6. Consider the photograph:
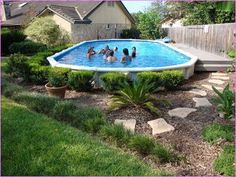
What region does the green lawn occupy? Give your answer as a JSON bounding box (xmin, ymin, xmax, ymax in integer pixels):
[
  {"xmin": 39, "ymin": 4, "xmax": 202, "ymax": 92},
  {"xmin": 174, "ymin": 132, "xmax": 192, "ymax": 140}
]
[{"xmin": 2, "ymin": 97, "xmax": 166, "ymax": 176}]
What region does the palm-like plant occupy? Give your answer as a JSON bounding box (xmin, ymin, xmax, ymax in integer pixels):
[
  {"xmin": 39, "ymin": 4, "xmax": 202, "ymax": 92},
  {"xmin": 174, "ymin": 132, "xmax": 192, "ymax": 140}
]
[
  {"xmin": 110, "ymin": 81, "xmax": 160, "ymax": 115},
  {"xmin": 212, "ymin": 84, "xmax": 234, "ymax": 119}
]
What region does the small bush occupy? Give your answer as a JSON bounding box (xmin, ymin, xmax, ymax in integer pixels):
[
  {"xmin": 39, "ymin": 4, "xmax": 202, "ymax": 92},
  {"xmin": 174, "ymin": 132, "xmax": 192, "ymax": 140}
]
[
  {"xmin": 48, "ymin": 44, "xmax": 72, "ymax": 53},
  {"xmin": 9, "ymin": 40, "xmax": 47, "ymax": 55},
  {"xmin": 48, "ymin": 67, "xmax": 71, "ymax": 87},
  {"xmin": 68, "ymin": 71, "xmax": 94, "ymax": 91},
  {"xmin": 30, "ymin": 64, "xmax": 50, "ymax": 84},
  {"xmin": 2, "ymin": 82, "xmax": 23, "ymax": 98},
  {"xmin": 100, "ymin": 124, "xmax": 133, "ymax": 146},
  {"xmin": 82, "ymin": 116, "xmax": 107, "ymax": 134},
  {"xmin": 5, "ymin": 54, "xmax": 31, "ymax": 81},
  {"xmin": 28, "ymin": 51, "xmax": 53, "ymax": 66},
  {"xmin": 13, "ymin": 92, "xmax": 60, "ymax": 114},
  {"xmin": 129, "ymin": 134, "xmax": 155, "ymax": 155},
  {"xmin": 202, "ymin": 123, "xmax": 234, "ymax": 143},
  {"xmin": 214, "ymin": 145, "xmax": 234, "ymax": 176},
  {"xmin": 137, "ymin": 72, "xmax": 163, "ymax": 90},
  {"xmin": 152, "ymin": 144, "xmax": 173, "ymax": 163},
  {"xmin": 52, "ymin": 101, "xmax": 77, "ymax": 121},
  {"xmin": 120, "ymin": 27, "xmax": 140, "ymax": 39},
  {"xmin": 161, "ymin": 70, "xmax": 184, "ymax": 90},
  {"xmin": 1, "ymin": 28, "xmax": 26, "ymax": 55},
  {"xmin": 100, "ymin": 72, "xmax": 129, "ymax": 92},
  {"xmin": 227, "ymin": 49, "xmax": 235, "ymax": 58}
]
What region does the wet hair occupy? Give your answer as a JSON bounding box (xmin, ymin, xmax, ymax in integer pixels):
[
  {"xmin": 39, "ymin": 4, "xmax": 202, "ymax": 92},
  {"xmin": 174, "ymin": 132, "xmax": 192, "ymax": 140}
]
[
  {"xmin": 123, "ymin": 48, "xmax": 129, "ymax": 56},
  {"xmin": 114, "ymin": 47, "xmax": 118, "ymax": 51},
  {"xmin": 109, "ymin": 50, "xmax": 114, "ymax": 57},
  {"xmin": 132, "ymin": 47, "xmax": 136, "ymax": 50},
  {"xmin": 105, "ymin": 45, "xmax": 109, "ymax": 50}
]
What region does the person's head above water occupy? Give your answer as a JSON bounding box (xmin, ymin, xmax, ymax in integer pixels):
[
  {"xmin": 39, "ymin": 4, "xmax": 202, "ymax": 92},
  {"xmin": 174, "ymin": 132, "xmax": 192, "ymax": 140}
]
[
  {"xmin": 132, "ymin": 47, "xmax": 136, "ymax": 51},
  {"xmin": 113, "ymin": 47, "xmax": 118, "ymax": 51},
  {"xmin": 105, "ymin": 45, "xmax": 109, "ymax": 50},
  {"xmin": 123, "ymin": 48, "xmax": 129, "ymax": 56},
  {"xmin": 108, "ymin": 50, "xmax": 114, "ymax": 57}
]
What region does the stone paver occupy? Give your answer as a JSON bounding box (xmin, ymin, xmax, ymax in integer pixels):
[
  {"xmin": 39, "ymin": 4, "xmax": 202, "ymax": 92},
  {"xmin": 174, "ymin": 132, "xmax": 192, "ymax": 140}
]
[
  {"xmin": 189, "ymin": 89, "xmax": 207, "ymax": 96},
  {"xmin": 211, "ymin": 76, "xmax": 230, "ymax": 80},
  {"xmin": 211, "ymin": 73, "xmax": 228, "ymax": 77},
  {"xmin": 201, "ymin": 84, "xmax": 223, "ymax": 91},
  {"xmin": 193, "ymin": 97, "xmax": 212, "ymax": 107},
  {"xmin": 148, "ymin": 118, "xmax": 175, "ymax": 135},
  {"xmin": 168, "ymin": 108, "xmax": 197, "ymax": 118},
  {"xmin": 114, "ymin": 119, "xmax": 136, "ymax": 132},
  {"xmin": 208, "ymin": 79, "xmax": 225, "ymax": 85}
]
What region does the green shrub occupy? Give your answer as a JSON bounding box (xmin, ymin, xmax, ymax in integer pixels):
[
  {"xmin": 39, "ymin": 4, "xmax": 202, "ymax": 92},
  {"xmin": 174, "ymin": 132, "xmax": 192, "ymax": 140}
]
[
  {"xmin": 227, "ymin": 49, "xmax": 235, "ymax": 58},
  {"xmin": 161, "ymin": 70, "xmax": 184, "ymax": 90},
  {"xmin": 202, "ymin": 123, "xmax": 234, "ymax": 143},
  {"xmin": 1, "ymin": 28, "xmax": 26, "ymax": 55},
  {"xmin": 214, "ymin": 145, "xmax": 235, "ymax": 176},
  {"xmin": 100, "ymin": 124, "xmax": 133, "ymax": 146},
  {"xmin": 25, "ymin": 16, "xmax": 71, "ymax": 47},
  {"xmin": 28, "ymin": 51, "xmax": 53, "ymax": 66},
  {"xmin": 152, "ymin": 144, "xmax": 173, "ymax": 163},
  {"xmin": 48, "ymin": 67, "xmax": 71, "ymax": 87},
  {"xmin": 5, "ymin": 54, "xmax": 32, "ymax": 81},
  {"xmin": 52, "ymin": 101, "xmax": 77, "ymax": 121},
  {"xmin": 13, "ymin": 92, "xmax": 60, "ymax": 114},
  {"xmin": 48, "ymin": 44, "xmax": 72, "ymax": 53},
  {"xmin": 137, "ymin": 72, "xmax": 163, "ymax": 90},
  {"xmin": 2, "ymin": 82, "xmax": 23, "ymax": 98},
  {"xmin": 129, "ymin": 134, "xmax": 155, "ymax": 155},
  {"xmin": 212, "ymin": 84, "xmax": 234, "ymax": 119},
  {"xmin": 8, "ymin": 40, "xmax": 47, "ymax": 55},
  {"xmin": 120, "ymin": 27, "xmax": 141, "ymax": 39},
  {"xmin": 100, "ymin": 72, "xmax": 129, "ymax": 92},
  {"xmin": 30, "ymin": 64, "xmax": 50, "ymax": 84},
  {"xmin": 82, "ymin": 116, "xmax": 107, "ymax": 134},
  {"xmin": 68, "ymin": 71, "xmax": 94, "ymax": 91}
]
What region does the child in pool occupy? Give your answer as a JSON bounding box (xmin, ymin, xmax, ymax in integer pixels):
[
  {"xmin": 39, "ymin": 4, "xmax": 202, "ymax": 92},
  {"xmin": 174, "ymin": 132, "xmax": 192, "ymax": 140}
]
[
  {"xmin": 121, "ymin": 48, "xmax": 132, "ymax": 63},
  {"xmin": 131, "ymin": 47, "xmax": 136, "ymax": 58},
  {"xmin": 87, "ymin": 47, "xmax": 96, "ymax": 59},
  {"xmin": 106, "ymin": 50, "xmax": 117, "ymax": 63}
]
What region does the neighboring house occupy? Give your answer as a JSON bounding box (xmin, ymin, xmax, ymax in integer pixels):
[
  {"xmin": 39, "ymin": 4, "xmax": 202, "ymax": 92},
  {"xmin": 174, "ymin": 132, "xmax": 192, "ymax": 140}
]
[
  {"xmin": 1, "ymin": 1, "xmax": 135, "ymax": 42},
  {"xmin": 161, "ymin": 18, "xmax": 183, "ymax": 28}
]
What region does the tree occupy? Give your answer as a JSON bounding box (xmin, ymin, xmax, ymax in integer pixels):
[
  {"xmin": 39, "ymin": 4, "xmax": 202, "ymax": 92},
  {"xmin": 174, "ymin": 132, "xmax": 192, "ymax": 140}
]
[{"xmin": 25, "ymin": 16, "xmax": 71, "ymax": 47}]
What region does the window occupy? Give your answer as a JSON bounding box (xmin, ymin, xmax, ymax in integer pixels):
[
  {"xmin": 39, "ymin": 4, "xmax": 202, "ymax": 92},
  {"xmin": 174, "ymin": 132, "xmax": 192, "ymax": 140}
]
[{"xmin": 107, "ymin": 1, "xmax": 114, "ymax": 7}]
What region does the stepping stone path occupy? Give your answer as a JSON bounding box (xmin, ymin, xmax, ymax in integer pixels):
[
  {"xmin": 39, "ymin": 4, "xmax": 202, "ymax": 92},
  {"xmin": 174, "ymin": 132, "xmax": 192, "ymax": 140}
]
[
  {"xmin": 193, "ymin": 97, "xmax": 212, "ymax": 107},
  {"xmin": 114, "ymin": 119, "xmax": 136, "ymax": 132},
  {"xmin": 168, "ymin": 108, "xmax": 197, "ymax": 118},
  {"xmin": 201, "ymin": 84, "xmax": 223, "ymax": 91},
  {"xmin": 211, "ymin": 76, "xmax": 230, "ymax": 80},
  {"xmin": 208, "ymin": 79, "xmax": 225, "ymax": 85},
  {"xmin": 211, "ymin": 72, "xmax": 228, "ymax": 76},
  {"xmin": 148, "ymin": 118, "xmax": 175, "ymax": 135},
  {"xmin": 189, "ymin": 89, "xmax": 207, "ymax": 96}
]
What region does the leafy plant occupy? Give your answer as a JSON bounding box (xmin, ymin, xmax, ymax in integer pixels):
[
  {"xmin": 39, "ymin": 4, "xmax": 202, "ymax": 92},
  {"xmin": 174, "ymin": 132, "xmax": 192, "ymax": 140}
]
[
  {"xmin": 120, "ymin": 27, "xmax": 140, "ymax": 39},
  {"xmin": 137, "ymin": 72, "xmax": 163, "ymax": 90},
  {"xmin": 2, "ymin": 82, "xmax": 23, "ymax": 98},
  {"xmin": 5, "ymin": 54, "xmax": 32, "ymax": 81},
  {"xmin": 212, "ymin": 84, "xmax": 234, "ymax": 119},
  {"xmin": 48, "ymin": 68, "xmax": 70, "ymax": 87},
  {"xmin": 82, "ymin": 116, "xmax": 107, "ymax": 134},
  {"xmin": 161, "ymin": 70, "xmax": 184, "ymax": 90},
  {"xmin": 30, "ymin": 64, "xmax": 50, "ymax": 84},
  {"xmin": 111, "ymin": 81, "xmax": 160, "ymax": 115},
  {"xmin": 202, "ymin": 123, "xmax": 234, "ymax": 143},
  {"xmin": 100, "ymin": 72, "xmax": 129, "ymax": 92},
  {"xmin": 129, "ymin": 134, "xmax": 155, "ymax": 155},
  {"xmin": 152, "ymin": 144, "xmax": 174, "ymax": 163},
  {"xmin": 214, "ymin": 145, "xmax": 235, "ymax": 176},
  {"xmin": 52, "ymin": 101, "xmax": 77, "ymax": 121},
  {"xmin": 68, "ymin": 71, "xmax": 94, "ymax": 91}
]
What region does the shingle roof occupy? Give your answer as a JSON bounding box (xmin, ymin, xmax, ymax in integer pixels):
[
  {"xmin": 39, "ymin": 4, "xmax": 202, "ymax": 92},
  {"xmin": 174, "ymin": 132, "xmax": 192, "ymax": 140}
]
[{"xmin": 2, "ymin": 1, "xmax": 134, "ymax": 26}]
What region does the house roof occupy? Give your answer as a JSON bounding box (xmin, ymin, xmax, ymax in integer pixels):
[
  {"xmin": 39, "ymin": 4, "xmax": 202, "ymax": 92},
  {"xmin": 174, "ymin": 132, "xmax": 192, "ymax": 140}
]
[{"xmin": 2, "ymin": 1, "xmax": 135, "ymax": 26}]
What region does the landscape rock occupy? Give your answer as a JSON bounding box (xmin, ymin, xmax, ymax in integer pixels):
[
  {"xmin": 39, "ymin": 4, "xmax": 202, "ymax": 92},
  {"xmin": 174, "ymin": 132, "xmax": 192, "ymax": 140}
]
[
  {"xmin": 168, "ymin": 108, "xmax": 197, "ymax": 118},
  {"xmin": 193, "ymin": 97, "xmax": 212, "ymax": 107},
  {"xmin": 189, "ymin": 89, "xmax": 207, "ymax": 96},
  {"xmin": 114, "ymin": 119, "xmax": 136, "ymax": 132},
  {"xmin": 148, "ymin": 118, "xmax": 175, "ymax": 135}
]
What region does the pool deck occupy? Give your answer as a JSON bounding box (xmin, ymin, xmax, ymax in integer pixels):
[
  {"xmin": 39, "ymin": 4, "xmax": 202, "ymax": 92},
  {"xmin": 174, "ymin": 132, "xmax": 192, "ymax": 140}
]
[{"xmin": 171, "ymin": 43, "xmax": 233, "ymax": 71}]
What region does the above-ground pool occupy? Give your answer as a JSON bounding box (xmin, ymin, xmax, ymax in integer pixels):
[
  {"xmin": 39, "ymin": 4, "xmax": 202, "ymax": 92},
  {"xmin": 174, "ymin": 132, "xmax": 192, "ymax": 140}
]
[{"xmin": 48, "ymin": 39, "xmax": 198, "ymax": 79}]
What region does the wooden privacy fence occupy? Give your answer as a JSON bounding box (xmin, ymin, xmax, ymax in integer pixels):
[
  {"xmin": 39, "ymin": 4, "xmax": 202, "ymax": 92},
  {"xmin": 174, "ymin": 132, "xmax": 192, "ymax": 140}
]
[{"xmin": 164, "ymin": 23, "xmax": 235, "ymax": 56}]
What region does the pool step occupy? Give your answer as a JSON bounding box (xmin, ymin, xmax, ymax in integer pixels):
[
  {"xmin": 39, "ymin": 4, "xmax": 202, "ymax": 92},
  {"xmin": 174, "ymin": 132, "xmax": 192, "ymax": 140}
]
[{"xmin": 195, "ymin": 63, "xmax": 233, "ymax": 71}]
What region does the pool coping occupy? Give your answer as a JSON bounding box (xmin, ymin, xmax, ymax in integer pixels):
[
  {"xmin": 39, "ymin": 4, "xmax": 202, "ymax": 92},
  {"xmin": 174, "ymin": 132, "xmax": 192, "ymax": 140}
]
[{"xmin": 47, "ymin": 39, "xmax": 198, "ymax": 74}]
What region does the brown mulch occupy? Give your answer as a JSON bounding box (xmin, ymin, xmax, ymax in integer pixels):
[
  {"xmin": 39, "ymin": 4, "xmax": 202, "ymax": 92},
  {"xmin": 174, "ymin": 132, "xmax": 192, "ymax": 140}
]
[{"xmin": 23, "ymin": 72, "xmax": 234, "ymax": 175}]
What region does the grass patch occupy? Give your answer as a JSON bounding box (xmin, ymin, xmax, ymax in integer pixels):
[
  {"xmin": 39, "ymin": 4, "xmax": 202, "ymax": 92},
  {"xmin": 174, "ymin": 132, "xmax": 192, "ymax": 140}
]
[
  {"xmin": 214, "ymin": 145, "xmax": 235, "ymax": 176},
  {"xmin": 2, "ymin": 97, "xmax": 167, "ymax": 176},
  {"xmin": 202, "ymin": 123, "xmax": 234, "ymax": 143}
]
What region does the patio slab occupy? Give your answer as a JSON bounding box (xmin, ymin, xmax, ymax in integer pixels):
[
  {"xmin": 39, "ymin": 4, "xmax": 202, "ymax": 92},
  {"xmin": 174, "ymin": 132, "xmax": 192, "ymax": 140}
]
[
  {"xmin": 114, "ymin": 119, "xmax": 136, "ymax": 132},
  {"xmin": 189, "ymin": 89, "xmax": 207, "ymax": 96},
  {"xmin": 211, "ymin": 76, "xmax": 230, "ymax": 80},
  {"xmin": 211, "ymin": 73, "xmax": 228, "ymax": 76},
  {"xmin": 168, "ymin": 108, "xmax": 197, "ymax": 118},
  {"xmin": 193, "ymin": 97, "xmax": 212, "ymax": 107},
  {"xmin": 201, "ymin": 84, "xmax": 223, "ymax": 91},
  {"xmin": 208, "ymin": 79, "xmax": 225, "ymax": 85},
  {"xmin": 148, "ymin": 118, "xmax": 175, "ymax": 135}
]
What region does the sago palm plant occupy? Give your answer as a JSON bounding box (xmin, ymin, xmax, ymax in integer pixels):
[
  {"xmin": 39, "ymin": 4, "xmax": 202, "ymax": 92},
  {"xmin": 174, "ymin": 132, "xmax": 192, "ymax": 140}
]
[
  {"xmin": 212, "ymin": 84, "xmax": 234, "ymax": 119},
  {"xmin": 110, "ymin": 81, "xmax": 160, "ymax": 115}
]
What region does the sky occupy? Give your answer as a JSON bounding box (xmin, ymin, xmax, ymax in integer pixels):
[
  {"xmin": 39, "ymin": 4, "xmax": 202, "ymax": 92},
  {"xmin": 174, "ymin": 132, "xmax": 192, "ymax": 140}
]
[{"xmin": 122, "ymin": 1, "xmax": 153, "ymax": 13}]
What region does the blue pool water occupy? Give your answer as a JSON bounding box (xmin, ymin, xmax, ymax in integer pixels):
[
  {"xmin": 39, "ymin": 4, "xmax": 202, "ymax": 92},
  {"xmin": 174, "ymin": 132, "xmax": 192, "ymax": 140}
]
[{"xmin": 55, "ymin": 40, "xmax": 190, "ymax": 68}]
